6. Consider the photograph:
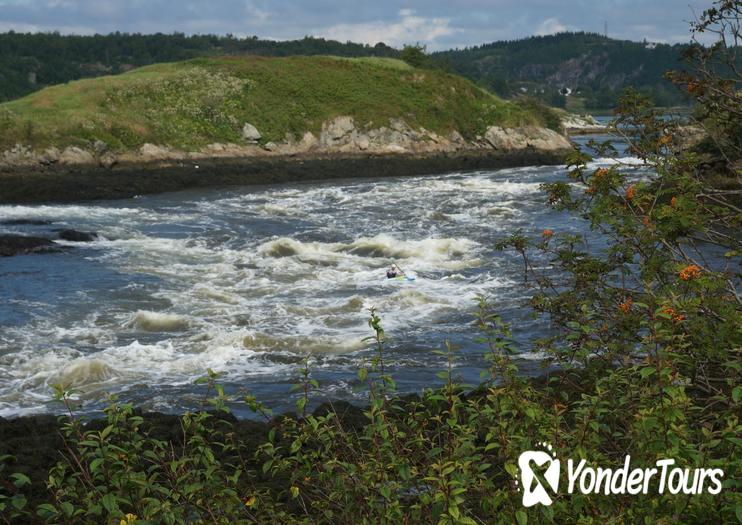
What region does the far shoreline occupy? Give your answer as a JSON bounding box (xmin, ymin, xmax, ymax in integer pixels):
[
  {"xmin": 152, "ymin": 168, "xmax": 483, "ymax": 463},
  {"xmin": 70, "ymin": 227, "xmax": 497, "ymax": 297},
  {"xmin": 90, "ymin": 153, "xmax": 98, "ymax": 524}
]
[{"xmin": 0, "ymin": 148, "xmax": 571, "ymax": 205}]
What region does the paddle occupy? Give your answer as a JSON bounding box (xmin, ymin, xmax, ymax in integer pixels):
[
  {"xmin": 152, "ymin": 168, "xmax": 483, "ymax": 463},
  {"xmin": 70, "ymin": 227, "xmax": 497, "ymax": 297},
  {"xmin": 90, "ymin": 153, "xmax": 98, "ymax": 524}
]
[{"xmin": 392, "ymin": 261, "xmax": 406, "ymax": 276}]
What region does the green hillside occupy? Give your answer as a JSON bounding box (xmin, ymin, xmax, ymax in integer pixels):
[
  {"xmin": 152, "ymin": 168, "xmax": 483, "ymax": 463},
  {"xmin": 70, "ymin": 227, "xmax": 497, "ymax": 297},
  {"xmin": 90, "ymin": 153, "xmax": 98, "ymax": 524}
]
[
  {"xmin": 0, "ymin": 32, "xmax": 399, "ymax": 102},
  {"xmin": 0, "ymin": 55, "xmax": 546, "ymax": 152},
  {"xmin": 433, "ymin": 32, "xmax": 693, "ymax": 109}
]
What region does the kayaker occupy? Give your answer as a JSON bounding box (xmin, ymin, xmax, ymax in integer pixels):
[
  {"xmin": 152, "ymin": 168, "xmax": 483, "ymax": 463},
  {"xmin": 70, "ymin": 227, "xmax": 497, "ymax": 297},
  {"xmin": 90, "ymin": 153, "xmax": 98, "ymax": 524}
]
[{"xmin": 386, "ymin": 264, "xmax": 404, "ymax": 279}]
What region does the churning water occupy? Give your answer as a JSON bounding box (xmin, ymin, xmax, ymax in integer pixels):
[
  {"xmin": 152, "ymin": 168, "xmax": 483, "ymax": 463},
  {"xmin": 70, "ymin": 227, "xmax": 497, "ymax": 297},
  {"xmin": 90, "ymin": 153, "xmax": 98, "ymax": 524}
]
[{"xmin": 0, "ymin": 145, "xmax": 645, "ymax": 417}]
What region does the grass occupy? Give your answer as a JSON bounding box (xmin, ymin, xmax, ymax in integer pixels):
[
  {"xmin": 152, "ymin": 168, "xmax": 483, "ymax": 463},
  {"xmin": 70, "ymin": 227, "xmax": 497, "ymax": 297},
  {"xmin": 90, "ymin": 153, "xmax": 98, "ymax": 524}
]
[{"xmin": 0, "ymin": 55, "xmax": 548, "ymax": 152}]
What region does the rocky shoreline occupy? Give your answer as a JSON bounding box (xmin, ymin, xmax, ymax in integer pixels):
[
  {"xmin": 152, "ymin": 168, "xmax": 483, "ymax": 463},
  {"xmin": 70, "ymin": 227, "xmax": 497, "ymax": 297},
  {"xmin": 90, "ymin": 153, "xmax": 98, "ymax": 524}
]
[
  {"xmin": 0, "ymin": 116, "xmax": 575, "ymax": 204},
  {"xmin": 0, "ymin": 147, "xmax": 571, "ymax": 205}
]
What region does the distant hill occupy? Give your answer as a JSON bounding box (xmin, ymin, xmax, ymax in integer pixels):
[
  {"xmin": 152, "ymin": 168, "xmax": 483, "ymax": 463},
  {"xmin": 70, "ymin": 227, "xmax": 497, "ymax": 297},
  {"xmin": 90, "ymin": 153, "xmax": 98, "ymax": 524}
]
[
  {"xmin": 0, "ymin": 31, "xmax": 696, "ymax": 110},
  {"xmin": 0, "ymin": 32, "xmax": 398, "ymax": 102},
  {"xmin": 0, "ymin": 55, "xmax": 548, "ymax": 152},
  {"xmin": 432, "ymin": 32, "xmax": 692, "ymax": 110}
]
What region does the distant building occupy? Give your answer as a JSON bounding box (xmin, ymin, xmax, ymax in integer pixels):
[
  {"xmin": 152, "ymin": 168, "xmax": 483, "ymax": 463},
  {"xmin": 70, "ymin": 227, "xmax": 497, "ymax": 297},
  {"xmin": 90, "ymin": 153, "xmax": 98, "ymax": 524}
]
[{"xmin": 645, "ymin": 41, "xmax": 658, "ymax": 50}]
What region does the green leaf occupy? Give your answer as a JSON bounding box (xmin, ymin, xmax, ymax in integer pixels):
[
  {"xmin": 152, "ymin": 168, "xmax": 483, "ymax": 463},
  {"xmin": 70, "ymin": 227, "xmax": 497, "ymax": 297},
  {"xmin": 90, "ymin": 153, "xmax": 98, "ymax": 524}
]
[
  {"xmin": 100, "ymin": 492, "xmax": 118, "ymax": 513},
  {"xmin": 10, "ymin": 472, "xmax": 30, "ymax": 488},
  {"xmin": 11, "ymin": 495, "xmax": 26, "ymax": 511},
  {"xmin": 60, "ymin": 501, "xmax": 74, "ymax": 517},
  {"xmin": 36, "ymin": 503, "xmax": 58, "ymax": 518},
  {"xmin": 516, "ymin": 509, "xmax": 528, "ymax": 525},
  {"xmin": 90, "ymin": 457, "xmax": 105, "ymax": 474}
]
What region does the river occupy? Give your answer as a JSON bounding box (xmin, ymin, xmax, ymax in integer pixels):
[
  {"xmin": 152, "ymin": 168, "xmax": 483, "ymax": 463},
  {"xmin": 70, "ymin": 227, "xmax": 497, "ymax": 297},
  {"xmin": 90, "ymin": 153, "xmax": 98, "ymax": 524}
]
[{"xmin": 0, "ymin": 135, "xmax": 645, "ymax": 417}]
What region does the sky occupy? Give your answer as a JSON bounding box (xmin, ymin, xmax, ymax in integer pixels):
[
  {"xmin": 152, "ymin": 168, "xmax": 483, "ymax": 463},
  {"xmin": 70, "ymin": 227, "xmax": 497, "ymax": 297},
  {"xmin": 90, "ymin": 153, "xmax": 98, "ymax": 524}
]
[{"xmin": 0, "ymin": 0, "xmax": 713, "ymax": 50}]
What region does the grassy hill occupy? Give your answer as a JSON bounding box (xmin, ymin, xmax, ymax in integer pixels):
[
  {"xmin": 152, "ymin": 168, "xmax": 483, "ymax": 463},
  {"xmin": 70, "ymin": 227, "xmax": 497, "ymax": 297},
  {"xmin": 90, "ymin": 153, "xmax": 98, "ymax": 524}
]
[
  {"xmin": 0, "ymin": 55, "xmax": 548, "ymax": 152},
  {"xmin": 0, "ymin": 32, "xmax": 398, "ymax": 102},
  {"xmin": 0, "ymin": 31, "xmax": 700, "ymax": 112}
]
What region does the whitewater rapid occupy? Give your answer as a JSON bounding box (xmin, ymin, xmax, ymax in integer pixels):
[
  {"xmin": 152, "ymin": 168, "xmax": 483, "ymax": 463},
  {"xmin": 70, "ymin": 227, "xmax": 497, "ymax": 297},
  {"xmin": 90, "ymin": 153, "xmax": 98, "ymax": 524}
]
[{"xmin": 0, "ymin": 155, "xmax": 646, "ymax": 416}]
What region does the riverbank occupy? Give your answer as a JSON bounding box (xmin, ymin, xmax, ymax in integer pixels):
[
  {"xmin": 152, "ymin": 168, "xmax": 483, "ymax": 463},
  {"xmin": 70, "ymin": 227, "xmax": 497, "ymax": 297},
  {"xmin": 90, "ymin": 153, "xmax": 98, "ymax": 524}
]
[
  {"xmin": 0, "ymin": 148, "xmax": 570, "ymax": 204},
  {"xmin": 0, "ymin": 368, "xmax": 573, "ymax": 513}
]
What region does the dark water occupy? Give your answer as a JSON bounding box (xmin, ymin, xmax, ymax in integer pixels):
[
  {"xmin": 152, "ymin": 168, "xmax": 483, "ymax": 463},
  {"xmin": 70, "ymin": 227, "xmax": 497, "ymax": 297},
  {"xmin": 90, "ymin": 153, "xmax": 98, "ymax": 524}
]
[{"xmin": 0, "ymin": 139, "xmax": 645, "ymax": 417}]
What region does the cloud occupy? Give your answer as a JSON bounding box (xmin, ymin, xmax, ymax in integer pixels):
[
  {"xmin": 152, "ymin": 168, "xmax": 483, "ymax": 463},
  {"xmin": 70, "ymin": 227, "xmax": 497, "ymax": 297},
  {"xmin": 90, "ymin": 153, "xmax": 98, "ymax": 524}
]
[
  {"xmin": 0, "ymin": 0, "xmax": 712, "ymax": 48},
  {"xmin": 314, "ymin": 8, "xmax": 457, "ymax": 48},
  {"xmin": 535, "ymin": 17, "xmax": 569, "ymax": 36}
]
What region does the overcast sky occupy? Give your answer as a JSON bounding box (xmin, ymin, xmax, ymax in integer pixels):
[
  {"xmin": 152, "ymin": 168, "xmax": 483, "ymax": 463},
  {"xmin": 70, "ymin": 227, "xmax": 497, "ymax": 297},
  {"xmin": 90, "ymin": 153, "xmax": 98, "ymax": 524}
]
[{"xmin": 0, "ymin": 0, "xmax": 712, "ymax": 50}]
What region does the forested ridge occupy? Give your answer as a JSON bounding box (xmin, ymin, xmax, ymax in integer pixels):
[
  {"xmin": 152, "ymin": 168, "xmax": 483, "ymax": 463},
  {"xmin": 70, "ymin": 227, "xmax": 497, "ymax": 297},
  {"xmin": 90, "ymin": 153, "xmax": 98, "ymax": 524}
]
[
  {"xmin": 0, "ymin": 31, "xmax": 697, "ymax": 109},
  {"xmin": 432, "ymin": 32, "xmax": 694, "ymax": 109}
]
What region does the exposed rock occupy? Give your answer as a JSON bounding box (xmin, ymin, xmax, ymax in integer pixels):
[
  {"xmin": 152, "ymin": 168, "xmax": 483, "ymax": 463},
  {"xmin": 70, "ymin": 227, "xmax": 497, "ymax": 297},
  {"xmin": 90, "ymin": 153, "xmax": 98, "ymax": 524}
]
[
  {"xmin": 92, "ymin": 140, "xmax": 108, "ymax": 156},
  {"xmin": 39, "ymin": 147, "xmax": 60, "ymax": 165},
  {"xmin": 263, "ymin": 142, "xmax": 279, "ymax": 152},
  {"xmin": 242, "ymin": 123, "xmax": 262, "ymax": 142},
  {"xmin": 57, "ymin": 229, "xmax": 98, "ymax": 242},
  {"xmin": 448, "ymin": 130, "xmax": 465, "ymax": 144},
  {"xmin": 485, "ymin": 126, "xmax": 572, "ymax": 152},
  {"xmin": 321, "ymin": 116, "xmax": 356, "ymax": 146},
  {"xmin": 2, "ymin": 144, "xmax": 35, "ymax": 165},
  {"xmin": 59, "ymin": 146, "xmax": 96, "ymax": 165},
  {"xmin": 200, "ymin": 143, "xmax": 253, "ymax": 157},
  {"xmin": 100, "ymin": 152, "xmax": 118, "ymax": 169},
  {"xmin": 205, "ymin": 143, "xmax": 227, "ymax": 153},
  {"xmin": 675, "ymin": 125, "xmax": 707, "ymax": 150},
  {"xmin": 0, "ymin": 219, "xmax": 52, "ymax": 226},
  {"xmin": 297, "ymin": 132, "xmax": 319, "ymax": 152},
  {"xmin": 389, "ymin": 117, "xmax": 411, "ymax": 133},
  {"xmin": 521, "ymin": 127, "xmax": 573, "ymax": 151},
  {"xmin": 139, "ymin": 143, "xmax": 171, "ymax": 161},
  {"xmin": 0, "ymin": 234, "xmax": 57, "ymax": 257},
  {"xmin": 355, "ymin": 135, "xmax": 371, "ymax": 151},
  {"xmin": 380, "ymin": 144, "xmax": 407, "ymax": 154},
  {"xmin": 562, "ymin": 114, "xmax": 607, "ymax": 134}
]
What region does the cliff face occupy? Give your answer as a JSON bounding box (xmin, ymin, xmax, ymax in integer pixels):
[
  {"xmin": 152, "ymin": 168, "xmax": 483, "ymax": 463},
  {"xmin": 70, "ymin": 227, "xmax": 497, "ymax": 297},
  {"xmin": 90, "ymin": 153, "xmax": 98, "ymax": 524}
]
[{"xmin": 0, "ymin": 115, "xmax": 572, "ymax": 171}]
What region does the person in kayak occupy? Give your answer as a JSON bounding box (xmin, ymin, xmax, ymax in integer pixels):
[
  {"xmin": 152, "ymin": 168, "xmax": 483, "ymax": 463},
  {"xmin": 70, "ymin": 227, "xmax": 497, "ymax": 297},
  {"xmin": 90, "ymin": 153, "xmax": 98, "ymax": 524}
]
[{"xmin": 386, "ymin": 264, "xmax": 404, "ymax": 279}]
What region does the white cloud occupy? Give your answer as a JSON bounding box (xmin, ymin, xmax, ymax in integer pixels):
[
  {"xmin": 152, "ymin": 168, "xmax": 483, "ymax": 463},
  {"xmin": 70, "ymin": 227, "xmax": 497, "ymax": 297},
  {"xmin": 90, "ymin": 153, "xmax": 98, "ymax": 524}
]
[
  {"xmin": 314, "ymin": 8, "xmax": 457, "ymax": 48},
  {"xmin": 0, "ymin": 21, "xmax": 96, "ymax": 34},
  {"xmin": 244, "ymin": 1, "xmax": 270, "ymax": 24},
  {"xmin": 535, "ymin": 17, "xmax": 568, "ymax": 36}
]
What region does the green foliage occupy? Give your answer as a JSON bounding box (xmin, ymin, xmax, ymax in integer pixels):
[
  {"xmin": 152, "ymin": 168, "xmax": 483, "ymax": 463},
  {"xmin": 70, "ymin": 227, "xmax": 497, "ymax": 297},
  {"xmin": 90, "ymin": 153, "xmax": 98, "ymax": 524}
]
[
  {"xmin": 1, "ymin": 4, "xmax": 739, "ymax": 524},
  {"xmin": 0, "ymin": 55, "xmax": 542, "ymax": 151},
  {"xmin": 0, "ymin": 32, "xmax": 399, "ymax": 103},
  {"xmin": 401, "ymin": 44, "xmax": 430, "ymax": 68},
  {"xmin": 432, "ymin": 31, "xmax": 699, "ymax": 109}
]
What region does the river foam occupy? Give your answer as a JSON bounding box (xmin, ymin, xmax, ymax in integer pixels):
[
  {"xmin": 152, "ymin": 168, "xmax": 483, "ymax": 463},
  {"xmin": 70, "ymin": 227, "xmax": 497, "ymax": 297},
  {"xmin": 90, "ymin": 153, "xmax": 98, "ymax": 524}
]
[{"xmin": 0, "ymin": 156, "xmax": 649, "ymax": 416}]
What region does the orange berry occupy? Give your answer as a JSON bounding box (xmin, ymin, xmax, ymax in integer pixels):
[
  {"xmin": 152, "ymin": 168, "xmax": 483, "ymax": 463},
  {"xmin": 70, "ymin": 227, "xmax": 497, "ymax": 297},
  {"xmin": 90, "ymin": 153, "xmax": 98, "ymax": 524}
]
[
  {"xmin": 619, "ymin": 297, "xmax": 633, "ymax": 314},
  {"xmin": 679, "ymin": 265, "xmax": 702, "ymax": 281},
  {"xmin": 626, "ymin": 184, "xmax": 636, "ymax": 201}
]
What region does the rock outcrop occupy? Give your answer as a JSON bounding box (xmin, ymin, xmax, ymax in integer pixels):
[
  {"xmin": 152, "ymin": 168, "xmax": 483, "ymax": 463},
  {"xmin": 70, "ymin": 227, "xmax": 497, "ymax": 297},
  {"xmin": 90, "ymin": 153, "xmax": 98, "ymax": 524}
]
[
  {"xmin": 59, "ymin": 146, "xmax": 96, "ymax": 165},
  {"xmin": 0, "ymin": 117, "xmax": 574, "ymax": 171},
  {"xmin": 242, "ymin": 123, "xmax": 262, "ymax": 143},
  {"xmin": 485, "ymin": 126, "xmax": 572, "ymax": 152},
  {"xmin": 562, "ymin": 114, "xmax": 608, "ymax": 134},
  {"xmin": 139, "ymin": 143, "xmax": 174, "ymax": 161},
  {"xmin": 57, "ymin": 229, "xmax": 98, "ymax": 242},
  {"xmin": 0, "ymin": 234, "xmax": 58, "ymax": 257},
  {"xmin": 675, "ymin": 125, "xmax": 707, "ymax": 150}
]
